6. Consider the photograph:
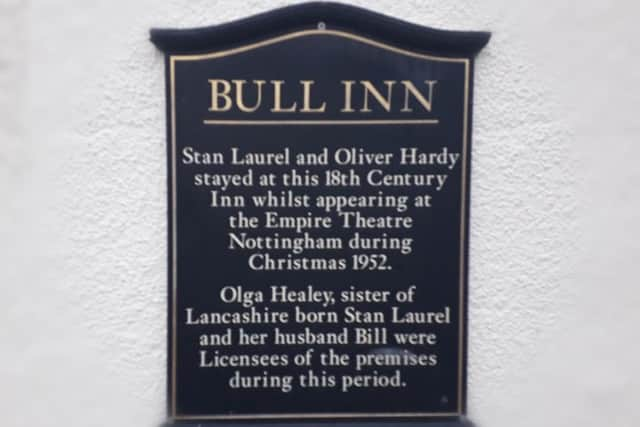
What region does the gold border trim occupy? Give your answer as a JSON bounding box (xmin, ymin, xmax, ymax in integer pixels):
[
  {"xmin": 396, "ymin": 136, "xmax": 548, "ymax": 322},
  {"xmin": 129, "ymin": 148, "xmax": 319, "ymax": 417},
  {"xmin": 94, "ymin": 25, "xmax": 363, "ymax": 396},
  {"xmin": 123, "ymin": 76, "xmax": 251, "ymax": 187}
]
[
  {"xmin": 172, "ymin": 29, "xmax": 469, "ymax": 63},
  {"xmin": 169, "ymin": 28, "xmax": 470, "ymax": 421},
  {"xmin": 175, "ymin": 412, "xmax": 461, "ymax": 421}
]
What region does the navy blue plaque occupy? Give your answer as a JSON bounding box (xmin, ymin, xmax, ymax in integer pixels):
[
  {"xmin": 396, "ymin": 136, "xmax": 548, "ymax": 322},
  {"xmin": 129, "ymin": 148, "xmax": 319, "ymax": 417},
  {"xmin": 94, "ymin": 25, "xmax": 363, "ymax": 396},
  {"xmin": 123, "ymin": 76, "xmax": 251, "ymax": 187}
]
[{"xmin": 151, "ymin": 2, "xmax": 489, "ymax": 425}]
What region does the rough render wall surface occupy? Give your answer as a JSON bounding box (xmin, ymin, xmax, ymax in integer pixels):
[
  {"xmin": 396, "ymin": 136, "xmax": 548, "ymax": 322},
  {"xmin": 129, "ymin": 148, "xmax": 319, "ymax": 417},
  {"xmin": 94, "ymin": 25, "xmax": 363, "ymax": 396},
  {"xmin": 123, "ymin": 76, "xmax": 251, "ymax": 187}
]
[{"xmin": 0, "ymin": 1, "xmax": 638, "ymax": 426}]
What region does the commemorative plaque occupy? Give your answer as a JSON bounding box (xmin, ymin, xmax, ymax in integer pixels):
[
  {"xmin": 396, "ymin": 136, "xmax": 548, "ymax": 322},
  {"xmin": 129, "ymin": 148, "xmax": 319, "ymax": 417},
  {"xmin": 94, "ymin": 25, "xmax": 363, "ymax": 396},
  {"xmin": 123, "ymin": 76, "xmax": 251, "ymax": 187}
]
[{"xmin": 151, "ymin": 2, "xmax": 489, "ymax": 425}]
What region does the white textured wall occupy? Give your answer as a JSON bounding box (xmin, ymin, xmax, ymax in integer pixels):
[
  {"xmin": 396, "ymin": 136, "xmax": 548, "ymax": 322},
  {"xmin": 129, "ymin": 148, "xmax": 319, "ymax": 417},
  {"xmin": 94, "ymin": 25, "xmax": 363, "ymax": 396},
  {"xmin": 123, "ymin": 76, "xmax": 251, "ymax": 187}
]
[{"xmin": 1, "ymin": 1, "xmax": 638, "ymax": 426}]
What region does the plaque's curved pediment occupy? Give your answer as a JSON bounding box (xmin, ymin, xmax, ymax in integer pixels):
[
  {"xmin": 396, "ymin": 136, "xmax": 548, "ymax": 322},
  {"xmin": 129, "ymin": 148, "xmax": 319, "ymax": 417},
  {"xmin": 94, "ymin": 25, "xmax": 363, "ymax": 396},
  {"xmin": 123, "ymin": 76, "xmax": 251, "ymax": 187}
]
[{"xmin": 151, "ymin": 2, "xmax": 490, "ymax": 57}]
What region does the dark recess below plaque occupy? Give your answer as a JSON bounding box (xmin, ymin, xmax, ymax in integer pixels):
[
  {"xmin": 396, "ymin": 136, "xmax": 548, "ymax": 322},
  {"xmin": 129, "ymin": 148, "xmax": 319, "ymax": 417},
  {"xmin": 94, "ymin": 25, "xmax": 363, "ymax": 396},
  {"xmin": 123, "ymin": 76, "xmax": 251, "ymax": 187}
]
[{"xmin": 161, "ymin": 422, "xmax": 477, "ymax": 427}]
